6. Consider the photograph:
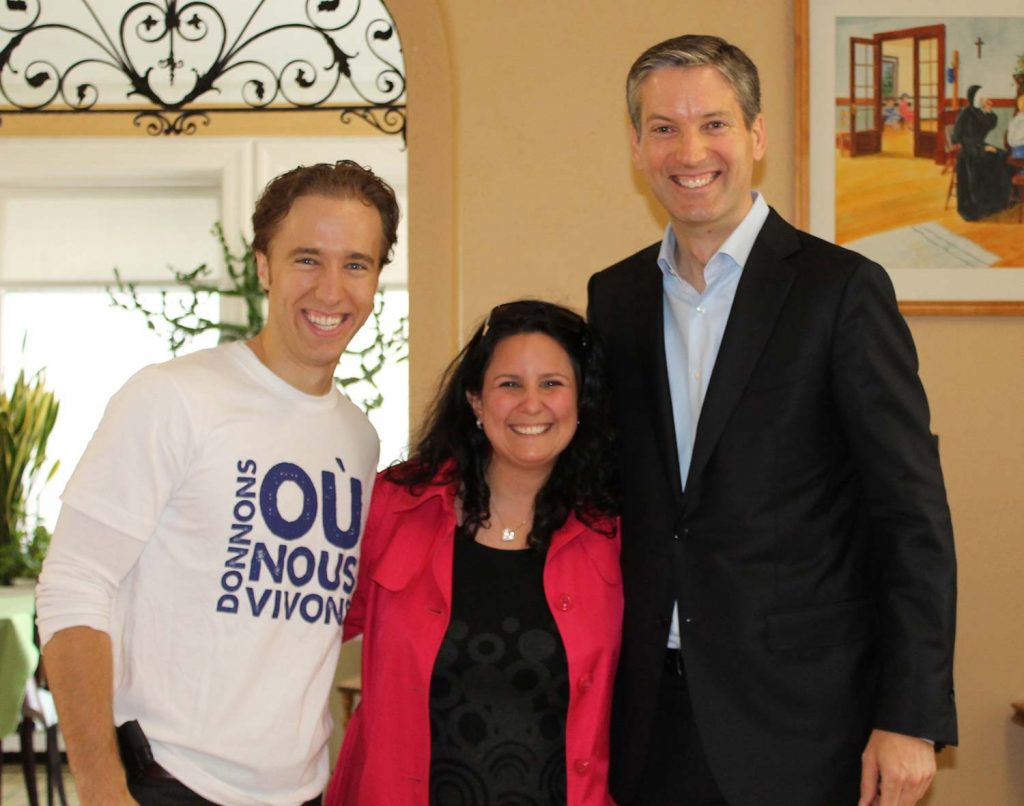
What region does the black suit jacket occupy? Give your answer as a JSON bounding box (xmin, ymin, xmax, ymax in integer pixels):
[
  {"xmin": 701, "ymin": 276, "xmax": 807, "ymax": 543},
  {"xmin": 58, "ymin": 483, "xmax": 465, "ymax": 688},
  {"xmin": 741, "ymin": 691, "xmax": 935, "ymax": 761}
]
[{"xmin": 587, "ymin": 210, "xmax": 957, "ymax": 806}]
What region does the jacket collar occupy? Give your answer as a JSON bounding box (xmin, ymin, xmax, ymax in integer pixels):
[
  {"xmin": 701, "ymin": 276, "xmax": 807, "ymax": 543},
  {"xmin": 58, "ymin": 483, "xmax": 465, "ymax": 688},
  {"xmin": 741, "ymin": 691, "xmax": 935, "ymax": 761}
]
[
  {"xmin": 630, "ymin": 249, "xmax": 686, "ymax": 504},
  {"xmin": 383, "ymin": 461, "xmax": 608, "ymax": 550},
  {"xmin": 384, "ymin": 462, "xmax": 457, "ymax": 517},
  {"xmin": 681, "ymin": 208, "xmax": 800, "ymax": 513}
]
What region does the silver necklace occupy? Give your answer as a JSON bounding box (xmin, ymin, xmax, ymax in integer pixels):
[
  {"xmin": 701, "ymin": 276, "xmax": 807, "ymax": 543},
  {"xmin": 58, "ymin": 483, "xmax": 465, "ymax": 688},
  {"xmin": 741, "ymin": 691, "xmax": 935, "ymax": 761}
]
[{"xmin": 491, "ymin": 503, "xmax": 529, "ymax": 543}]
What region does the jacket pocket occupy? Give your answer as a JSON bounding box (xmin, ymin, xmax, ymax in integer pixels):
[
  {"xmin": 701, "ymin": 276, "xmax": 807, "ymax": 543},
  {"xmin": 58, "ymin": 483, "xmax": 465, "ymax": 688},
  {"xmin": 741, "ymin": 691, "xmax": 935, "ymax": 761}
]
[
  {"xmin": 766, "ymin": 598, "xmax": 877, "ymax": 652},
  {"xmin": 743, "ymin": 363, "xmax": 814, "ymax": 396}
]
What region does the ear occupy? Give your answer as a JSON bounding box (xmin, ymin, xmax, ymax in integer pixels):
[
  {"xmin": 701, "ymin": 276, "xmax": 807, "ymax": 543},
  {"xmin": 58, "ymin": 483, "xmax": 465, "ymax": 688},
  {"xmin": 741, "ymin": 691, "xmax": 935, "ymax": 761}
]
[
  {"xmin": 466, "ymin": 390, "xmax": 482, "ymax": 421},
  {"xmin": 255, "ymin": 251, "xmax": 271, "ymax": 292},
  {"xmin": 750, "ymin": 113, "xmax": 767, "ymax": 161},
  {"xmin": 629, "ymin": 125, "xmax": 643, "ymax": 169}
]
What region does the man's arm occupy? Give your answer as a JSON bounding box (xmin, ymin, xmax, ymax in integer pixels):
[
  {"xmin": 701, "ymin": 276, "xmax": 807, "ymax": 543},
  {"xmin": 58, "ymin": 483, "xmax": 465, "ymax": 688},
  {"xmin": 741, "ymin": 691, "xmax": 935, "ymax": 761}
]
[
  {"xmin": 831, "ymin": 260, "xmax": 957, "ymax": 804},
  {"xmin": 36, "ymin": 506, "xmax": 147, "ymax": 804},
  {"xmin": 43, "ymin": 628, "xmax": 135, "ymax": 804}
]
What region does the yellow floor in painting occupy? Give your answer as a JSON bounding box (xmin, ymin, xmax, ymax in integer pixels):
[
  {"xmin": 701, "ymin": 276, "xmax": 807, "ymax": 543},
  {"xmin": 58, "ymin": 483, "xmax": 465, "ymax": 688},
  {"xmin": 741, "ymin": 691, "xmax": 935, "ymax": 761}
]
[{"xmin": 835, "ymin": 128, "xmax": 1023, "ymax": 267}]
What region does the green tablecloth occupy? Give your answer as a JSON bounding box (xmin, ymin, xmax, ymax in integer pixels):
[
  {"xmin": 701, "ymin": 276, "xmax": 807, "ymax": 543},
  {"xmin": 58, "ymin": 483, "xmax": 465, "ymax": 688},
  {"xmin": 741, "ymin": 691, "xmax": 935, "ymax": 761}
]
[{"xmin": 0, "ymin": 583, "xmax": 38, "ymax": 737}]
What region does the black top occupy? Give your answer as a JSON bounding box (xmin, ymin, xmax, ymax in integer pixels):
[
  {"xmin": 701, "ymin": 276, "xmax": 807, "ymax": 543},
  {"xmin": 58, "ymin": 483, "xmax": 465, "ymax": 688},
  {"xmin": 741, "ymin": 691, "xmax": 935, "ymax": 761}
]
[{"xmin": 429, "ymin": 535, "xmax": 569, "ymax": 806}]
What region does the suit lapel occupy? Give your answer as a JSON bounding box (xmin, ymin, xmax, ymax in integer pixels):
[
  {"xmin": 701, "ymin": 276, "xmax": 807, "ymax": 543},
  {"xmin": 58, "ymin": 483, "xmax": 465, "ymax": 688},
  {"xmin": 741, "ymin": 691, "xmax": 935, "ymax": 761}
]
[
  {"xmin": 683, "ymin": 211, "xmax": 800, "ymax": 507},
  {"xmin": 631, "ymin": 250, "xmax": 685, "ymax": 500}
]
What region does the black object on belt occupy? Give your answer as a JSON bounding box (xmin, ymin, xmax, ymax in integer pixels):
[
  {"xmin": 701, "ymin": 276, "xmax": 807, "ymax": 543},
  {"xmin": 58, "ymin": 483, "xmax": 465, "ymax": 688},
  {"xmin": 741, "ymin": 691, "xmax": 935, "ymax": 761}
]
[{"xmin": 142, "ymin": 761, "xmax": 177, "ymax": 780}]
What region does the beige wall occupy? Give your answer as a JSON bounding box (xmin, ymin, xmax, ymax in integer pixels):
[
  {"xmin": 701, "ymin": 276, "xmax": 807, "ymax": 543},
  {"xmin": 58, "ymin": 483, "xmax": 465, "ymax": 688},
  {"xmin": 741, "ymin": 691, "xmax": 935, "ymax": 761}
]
[
  {"xmin": 912, "ymin": 318, "xmax": 1024, "ymax": 804},
  {"xmin": 392, "ymin": 2, "xmax": 1024, "ymax": 804}
]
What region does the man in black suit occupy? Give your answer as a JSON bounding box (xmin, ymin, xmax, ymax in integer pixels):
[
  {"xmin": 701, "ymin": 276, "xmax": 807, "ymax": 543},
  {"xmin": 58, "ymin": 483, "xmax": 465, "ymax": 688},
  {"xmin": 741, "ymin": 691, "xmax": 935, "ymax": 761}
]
[{"xmin": 587, "ymin": 35, "xmax": 957, "ymax": 806}]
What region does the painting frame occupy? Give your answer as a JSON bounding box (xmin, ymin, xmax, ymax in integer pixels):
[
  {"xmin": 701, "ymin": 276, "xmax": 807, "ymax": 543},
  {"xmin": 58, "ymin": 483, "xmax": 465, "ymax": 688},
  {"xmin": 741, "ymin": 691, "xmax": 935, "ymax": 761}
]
[{"xmin": 794, "ymin": 0, "xmax": 1024, "ymax": 315}]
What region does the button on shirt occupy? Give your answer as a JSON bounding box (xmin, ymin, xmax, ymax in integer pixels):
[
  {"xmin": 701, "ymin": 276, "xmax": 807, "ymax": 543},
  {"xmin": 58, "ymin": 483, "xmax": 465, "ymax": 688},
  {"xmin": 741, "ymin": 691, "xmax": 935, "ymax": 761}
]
[{"xmin": 662, "ymin": 192, "xmax": 770, "ymax": 649}]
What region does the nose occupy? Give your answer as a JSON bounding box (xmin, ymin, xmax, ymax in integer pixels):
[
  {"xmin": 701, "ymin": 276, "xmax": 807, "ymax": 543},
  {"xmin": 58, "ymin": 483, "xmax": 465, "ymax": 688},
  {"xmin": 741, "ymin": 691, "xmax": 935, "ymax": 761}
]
[
  {"xmin": 520, "ymin": 386, "xmax": 544, "ymax": 412},
  {"xmin": 318, "ymin": 265, "xmax": 347, "ymax": 305},
  {"xmin": 673, "ymin": 129, "xmax": 706, "ymax": 164}
]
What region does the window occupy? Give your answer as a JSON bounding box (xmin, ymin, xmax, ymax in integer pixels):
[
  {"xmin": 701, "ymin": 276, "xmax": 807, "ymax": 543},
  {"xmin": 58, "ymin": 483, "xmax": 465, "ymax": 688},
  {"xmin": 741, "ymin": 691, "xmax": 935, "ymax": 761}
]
[{"xmin": 1, "ymin": 289, "xmax": 220, "ymax": 527}]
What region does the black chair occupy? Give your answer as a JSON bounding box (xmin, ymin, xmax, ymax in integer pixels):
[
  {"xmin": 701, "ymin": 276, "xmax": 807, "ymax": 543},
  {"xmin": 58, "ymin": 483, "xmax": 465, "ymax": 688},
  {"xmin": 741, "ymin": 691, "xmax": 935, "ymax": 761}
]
[{"xmin": 7, "ymin": 675, "xmax": 68, "ymax": 806}]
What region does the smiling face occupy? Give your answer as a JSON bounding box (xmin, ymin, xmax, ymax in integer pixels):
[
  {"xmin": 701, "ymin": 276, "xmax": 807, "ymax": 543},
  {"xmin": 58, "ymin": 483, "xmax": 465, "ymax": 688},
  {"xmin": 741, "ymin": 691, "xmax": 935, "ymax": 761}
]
[
  {"xmin": 467, "ymin": 332, "xmax": 579, "ymax": 482},
  {"xmin": 631, "ymin": 64, "xmax": 766, "ymax": 241},
  {"xmin": 253, "ymin": 193, "xmax": 383, "ymax": 394}
]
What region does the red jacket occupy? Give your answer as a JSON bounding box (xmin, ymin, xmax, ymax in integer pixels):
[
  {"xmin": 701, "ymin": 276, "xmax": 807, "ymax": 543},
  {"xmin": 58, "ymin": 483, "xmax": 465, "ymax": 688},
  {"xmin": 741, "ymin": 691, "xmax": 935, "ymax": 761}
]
[{"xmin": 326, "ymin": 471, "xmax": 622, "ymax": 805}]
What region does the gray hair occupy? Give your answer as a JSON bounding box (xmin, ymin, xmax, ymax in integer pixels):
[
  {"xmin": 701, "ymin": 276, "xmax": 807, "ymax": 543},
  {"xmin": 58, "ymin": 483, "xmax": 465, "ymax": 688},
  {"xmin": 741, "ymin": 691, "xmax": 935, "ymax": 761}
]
[{"xmin": 626, "ymin": 35, "xmax": 761, "ymax": 132}]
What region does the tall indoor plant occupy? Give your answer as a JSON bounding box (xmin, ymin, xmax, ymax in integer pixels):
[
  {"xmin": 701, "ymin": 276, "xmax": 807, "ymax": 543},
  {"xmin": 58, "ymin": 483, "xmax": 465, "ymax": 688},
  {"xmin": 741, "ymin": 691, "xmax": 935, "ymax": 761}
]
[{"xmin": 0, "ymin": 367, "xmax": 59, "ymax": 584}]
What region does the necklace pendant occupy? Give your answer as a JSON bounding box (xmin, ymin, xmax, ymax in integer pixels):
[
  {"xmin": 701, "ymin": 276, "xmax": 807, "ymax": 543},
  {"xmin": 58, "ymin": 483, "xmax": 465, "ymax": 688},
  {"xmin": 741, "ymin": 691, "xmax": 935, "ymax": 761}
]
[{"xmin": 500, "ymin": 528, "xmax": 516, "ymax": 542}]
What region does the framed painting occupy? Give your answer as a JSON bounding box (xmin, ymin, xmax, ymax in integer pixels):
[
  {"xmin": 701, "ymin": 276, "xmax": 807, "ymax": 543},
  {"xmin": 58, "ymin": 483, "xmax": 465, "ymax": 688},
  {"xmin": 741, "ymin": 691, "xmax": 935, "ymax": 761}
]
[{"xmin": 795, "ymin": 0, "xmax": 1024, "ymax": 314}]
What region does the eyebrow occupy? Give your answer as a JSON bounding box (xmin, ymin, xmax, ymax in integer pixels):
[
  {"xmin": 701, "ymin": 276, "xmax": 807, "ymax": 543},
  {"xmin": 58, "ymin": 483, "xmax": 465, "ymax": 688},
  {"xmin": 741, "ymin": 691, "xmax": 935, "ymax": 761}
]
[
  {"xmin": 644, "ymin": 109, "xmax": 735, "ymax": 123},
  {"xmin": 344, "ymin": 251, "xmax": 378, "ymax": 264},
  {"xmin": 644, "ymin": 113, "xmax": 674, "ymax": 125},
  {"xmin": 492, "ymin": 371, "xmax": 572, "ymax": 381},
  {"xmin": 287, "ymin": 247, "xmax": 378, "ymax": 263}
]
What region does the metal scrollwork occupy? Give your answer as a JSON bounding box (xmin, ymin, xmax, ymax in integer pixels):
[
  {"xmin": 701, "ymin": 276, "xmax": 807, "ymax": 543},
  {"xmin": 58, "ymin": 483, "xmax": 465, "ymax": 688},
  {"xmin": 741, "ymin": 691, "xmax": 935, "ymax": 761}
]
[
  {"xmin": 340, "ymin": 104, "xmax": 404, "ymax": 137},
  {"xmin": 0, "ymin": 0, "xmax": 406, "ymax": 139},
  {"xmin": 133, "ymin": 109, "xmax": 210, "ymax": 135}
]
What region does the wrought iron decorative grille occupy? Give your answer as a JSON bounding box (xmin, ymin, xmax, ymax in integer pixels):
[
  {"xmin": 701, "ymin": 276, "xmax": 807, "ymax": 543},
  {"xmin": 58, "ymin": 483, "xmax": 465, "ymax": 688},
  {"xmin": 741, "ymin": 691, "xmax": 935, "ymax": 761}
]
[{"xmin": 0, "ymin": 0, "xmax": 406, "ymax": 138}]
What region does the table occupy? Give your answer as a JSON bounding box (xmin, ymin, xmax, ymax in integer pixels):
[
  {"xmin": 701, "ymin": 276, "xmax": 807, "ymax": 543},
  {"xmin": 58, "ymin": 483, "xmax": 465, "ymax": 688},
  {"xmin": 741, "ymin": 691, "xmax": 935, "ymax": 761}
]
[
  {"xmin": 1009, "ymin": 156, "xmax": 1024, "ymax": 223},
  {"xmin": 0, "ymin": 583, "xmax": 38, "ymax": 739}
]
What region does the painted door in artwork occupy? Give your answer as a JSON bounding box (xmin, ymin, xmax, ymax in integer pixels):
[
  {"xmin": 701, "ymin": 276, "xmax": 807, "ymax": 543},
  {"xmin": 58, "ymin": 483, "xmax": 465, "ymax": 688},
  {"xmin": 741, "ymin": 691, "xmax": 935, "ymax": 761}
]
[
  {"xmin": 849, "ymin": 37, "xmax": 881, "ymax": 156},
  {"xmin": 914, "ymin": 35, "xmax": 941, "ymax": 160}
]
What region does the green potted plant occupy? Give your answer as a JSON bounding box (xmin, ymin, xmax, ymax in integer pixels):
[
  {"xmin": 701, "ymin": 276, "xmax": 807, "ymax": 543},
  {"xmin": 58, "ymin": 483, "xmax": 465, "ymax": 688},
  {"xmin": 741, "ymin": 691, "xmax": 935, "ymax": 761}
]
[{"xmin": 0, "ymin": 367, "xmax": 59, "ymax": 585}]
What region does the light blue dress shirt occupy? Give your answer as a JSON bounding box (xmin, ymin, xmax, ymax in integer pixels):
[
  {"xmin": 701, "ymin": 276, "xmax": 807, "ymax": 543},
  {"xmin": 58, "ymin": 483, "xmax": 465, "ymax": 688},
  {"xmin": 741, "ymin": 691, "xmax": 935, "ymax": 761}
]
[{"xmin": 661, "ymin": 192, "xmax": 770, "ymax": 649}]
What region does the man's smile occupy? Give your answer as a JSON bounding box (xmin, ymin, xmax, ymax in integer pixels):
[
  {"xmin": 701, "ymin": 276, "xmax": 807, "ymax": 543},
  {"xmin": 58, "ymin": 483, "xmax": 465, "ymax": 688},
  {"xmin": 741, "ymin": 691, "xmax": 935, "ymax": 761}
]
[
  {"xmin": 303, "ymin": 310, "xmax": 348, "ymax": 332},
  {"xmin": 671, "ymin": 171, "xmax": 719, "ymax": 189}
]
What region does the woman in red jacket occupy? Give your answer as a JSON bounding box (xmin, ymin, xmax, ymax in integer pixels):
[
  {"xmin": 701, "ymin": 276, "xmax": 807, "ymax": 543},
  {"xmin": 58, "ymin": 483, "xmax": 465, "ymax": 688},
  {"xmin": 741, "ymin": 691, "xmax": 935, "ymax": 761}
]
[{"xmin": 327, "ymin": 300, "xmax": 621, "ymax": 805}]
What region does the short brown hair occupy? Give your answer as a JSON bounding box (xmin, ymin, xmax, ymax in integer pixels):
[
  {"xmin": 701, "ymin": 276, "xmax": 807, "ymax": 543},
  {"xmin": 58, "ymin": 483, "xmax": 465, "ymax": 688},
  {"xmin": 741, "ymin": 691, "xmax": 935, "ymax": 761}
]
[
  {"xmin": 627, "ymin": 35, "xmax": 761, "ymax": 132},
  {"xmin": 252, "ymin": 160, "xmax": 400, "ymax": 266}
]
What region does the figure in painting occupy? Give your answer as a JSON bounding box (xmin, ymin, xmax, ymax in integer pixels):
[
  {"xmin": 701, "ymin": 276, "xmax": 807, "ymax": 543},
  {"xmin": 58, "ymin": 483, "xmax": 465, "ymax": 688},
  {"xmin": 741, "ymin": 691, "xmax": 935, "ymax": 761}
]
[
  {"xmin": 1008, "ymin": 94, "xmax": 1024, "ymax": 160},
  {"xmin": 952, "ymin": 84, "xmax": 1013, "ymax": 220},
  {"xmin": 898, "ymin": 92, "xmax": 915, "ymax": 129},
  {"xmin": 883, "ymin": 97, "xmax": 902, "ymax": 128}
]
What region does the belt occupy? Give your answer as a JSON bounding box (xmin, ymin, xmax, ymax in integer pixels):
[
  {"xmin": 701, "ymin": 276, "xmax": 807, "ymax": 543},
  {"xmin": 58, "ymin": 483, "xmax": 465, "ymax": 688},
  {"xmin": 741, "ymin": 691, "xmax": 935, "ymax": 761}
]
[
  {"xmin": 143, "ymin": 761, "xmax": 177, "ymax": 781},
  {"xmin": 664, "ymin": 647, "xmax": 685, "ymax": 677},
  {"xmin": 140, "ymin": 763, "xmax": 321, "ymax": 806}
]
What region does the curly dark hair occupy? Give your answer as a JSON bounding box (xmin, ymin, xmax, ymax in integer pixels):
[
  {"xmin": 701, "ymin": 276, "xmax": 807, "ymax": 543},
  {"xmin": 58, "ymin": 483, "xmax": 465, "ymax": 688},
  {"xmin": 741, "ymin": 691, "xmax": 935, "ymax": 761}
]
[
  {"xmin": 388, "ymin": 300, "xmax": 619, "ymax": 549},
  {"xmin": 252, "ymin": 159, "xmax": 400, "ymax": 266}
]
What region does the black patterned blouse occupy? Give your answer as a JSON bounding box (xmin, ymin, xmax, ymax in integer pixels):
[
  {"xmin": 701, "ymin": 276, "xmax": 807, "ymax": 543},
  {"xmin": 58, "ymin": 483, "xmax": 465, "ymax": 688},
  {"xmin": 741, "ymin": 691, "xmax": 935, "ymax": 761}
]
[{"xmin": 429, "ymin": 535, "xmax": 569, "ymax": 805}]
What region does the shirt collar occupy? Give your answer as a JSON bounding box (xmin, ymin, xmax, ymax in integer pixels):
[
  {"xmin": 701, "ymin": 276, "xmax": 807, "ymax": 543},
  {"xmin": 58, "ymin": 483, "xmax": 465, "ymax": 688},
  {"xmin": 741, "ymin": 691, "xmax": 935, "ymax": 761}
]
[{"xmin": 657, "ymin": 191, "xmax": 770, "ymax": 280}]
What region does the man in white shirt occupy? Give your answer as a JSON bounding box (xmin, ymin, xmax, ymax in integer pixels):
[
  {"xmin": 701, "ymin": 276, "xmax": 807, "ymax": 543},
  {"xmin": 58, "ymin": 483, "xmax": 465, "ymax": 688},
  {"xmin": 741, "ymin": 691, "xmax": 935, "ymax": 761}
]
[
  {"xmin": 36, "ymin": 160, "xmax": 399, "ymax": 805},
  {"xmin": 588, "ymin": 35, "xmax": 957, "ymax": 806}
]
